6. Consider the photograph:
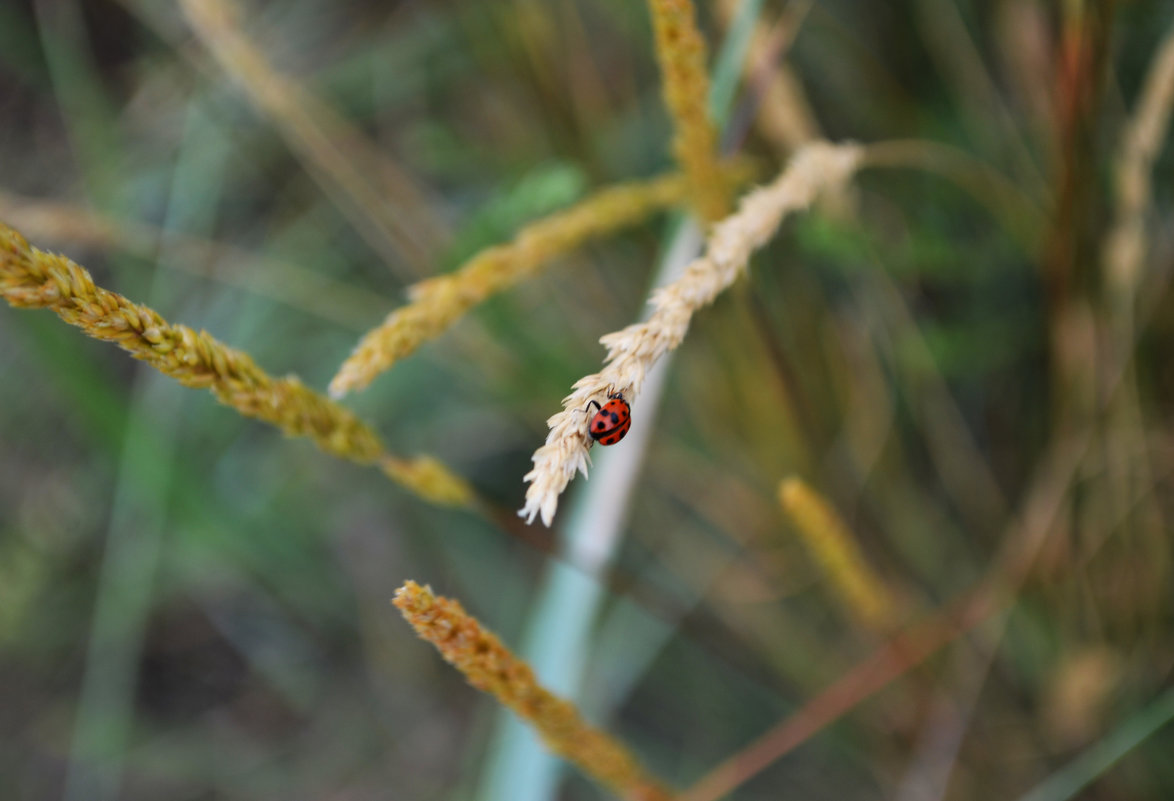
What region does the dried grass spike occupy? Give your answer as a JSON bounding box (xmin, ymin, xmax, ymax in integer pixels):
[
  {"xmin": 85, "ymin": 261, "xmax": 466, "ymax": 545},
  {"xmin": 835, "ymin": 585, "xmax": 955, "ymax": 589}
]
[
  {"xmin": 394, "ymin": 581, "xmax": 674, "ymax": 801},
  {"xmin": 380, "ymin": 456, "xmax": 474, "ymax": 507},
  {"xmin": 0, "ymin": 222, "xmax": 472, "ymax": 507},
  {"xmin": 648, "ymin": 0, "xmax": 730, "ymax": 222},
  {"xmin": 520, "ymin": 142, "xmax": 862, "ymax": 525}
]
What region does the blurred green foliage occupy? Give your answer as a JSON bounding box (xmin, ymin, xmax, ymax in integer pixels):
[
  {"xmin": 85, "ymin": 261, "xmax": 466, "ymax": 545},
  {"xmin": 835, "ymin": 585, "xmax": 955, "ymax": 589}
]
[{"xmin": 1, "ymin": 1, "xmax": 1173, "ymax": 800}]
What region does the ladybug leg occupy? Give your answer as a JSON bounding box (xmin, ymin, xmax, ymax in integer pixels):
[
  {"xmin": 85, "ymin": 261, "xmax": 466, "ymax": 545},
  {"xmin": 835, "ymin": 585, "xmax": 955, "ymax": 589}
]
[{"xmin": 585, "ymin": 400, "xmax": 602, "ymax": 415}]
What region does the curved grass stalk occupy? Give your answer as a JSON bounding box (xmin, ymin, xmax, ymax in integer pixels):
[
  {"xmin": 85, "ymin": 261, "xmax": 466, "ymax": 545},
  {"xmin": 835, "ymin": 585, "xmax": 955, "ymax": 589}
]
[
  {"xmin": 520, "ymin": 141, "xmax": 863, "ymax": 526},
  {"xmin": 177, "ymin": 0, "xmax": 444, "ymax": 277},
  {"xmin": 0, "ymin": 222, "xmax": 471, "ymax": 507},
  {"xmin": 859, "ymin": 139, "xmax": 1046, "ymax": 249}
]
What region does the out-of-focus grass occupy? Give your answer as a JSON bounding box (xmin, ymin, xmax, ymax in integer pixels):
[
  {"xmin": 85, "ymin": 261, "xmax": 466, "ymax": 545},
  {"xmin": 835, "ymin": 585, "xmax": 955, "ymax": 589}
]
[{"xmin": 1, "ymin": 1, "xmax": 1173, "ymax": 801}]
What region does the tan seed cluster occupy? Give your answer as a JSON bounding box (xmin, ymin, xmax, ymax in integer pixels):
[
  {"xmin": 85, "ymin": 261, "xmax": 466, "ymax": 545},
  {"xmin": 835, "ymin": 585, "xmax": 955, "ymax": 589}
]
[
  {"xmin": 520, "ymin": 142, "xmax": 863, "ymax": 526},
  {"xmin": 394, "ymin": 581, "xmax": 674, "ymax": 801}
]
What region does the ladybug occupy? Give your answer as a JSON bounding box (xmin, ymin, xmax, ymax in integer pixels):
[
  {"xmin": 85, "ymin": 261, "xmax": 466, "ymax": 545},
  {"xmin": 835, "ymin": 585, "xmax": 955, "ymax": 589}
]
[{"xmin": 586, "ymin": 393, "xmax": 631, "ymax": 446}]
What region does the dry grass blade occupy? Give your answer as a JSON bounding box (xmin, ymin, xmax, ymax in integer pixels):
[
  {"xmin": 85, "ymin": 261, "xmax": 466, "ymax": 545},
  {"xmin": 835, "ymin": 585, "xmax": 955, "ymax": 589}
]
[
  {"xmin": 0, "ymin": 222, "xmax": 471, "ymax": 507},
  {"xmin": 520, "ymin": 141, "xmax": 863, "ymax": 526},
  {"xmin": 177, "ymin": 0, "xmax": 443, "ymax": 277},
  {"xmin": 715, "ymin": 0, "xmax": 820, "ymax": 153},
  {"xmin": 394, "ymin": 581, "xmax": 674, "ymax": 801},
  {"xmin": 329, "ymin": 169, "xmax": 716, "ymax": 398}
]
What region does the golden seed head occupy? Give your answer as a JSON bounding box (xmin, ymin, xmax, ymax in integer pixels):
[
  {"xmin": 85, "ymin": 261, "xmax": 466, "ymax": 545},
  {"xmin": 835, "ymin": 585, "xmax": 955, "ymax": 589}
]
[
  {"xmin": 648, "ymin": 0, "xmax": 730, "ymax": 222},
  {"xmin": 1, "ymin": 221, "xmax": 469, "ymax": 508}
]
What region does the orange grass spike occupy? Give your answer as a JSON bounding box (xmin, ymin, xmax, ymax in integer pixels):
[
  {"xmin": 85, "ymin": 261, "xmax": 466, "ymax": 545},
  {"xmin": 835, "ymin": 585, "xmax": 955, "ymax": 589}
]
[
  {"xmin": 0, "ymin": 222, "xmax": 471, "ymax": 507},
  {"xmin": 647, "ymin": 0, "xmax": 730, "ymax": 222},
  {"xmin": 394, "ymin": 581, "xmax": 674, "ymax": 801}
]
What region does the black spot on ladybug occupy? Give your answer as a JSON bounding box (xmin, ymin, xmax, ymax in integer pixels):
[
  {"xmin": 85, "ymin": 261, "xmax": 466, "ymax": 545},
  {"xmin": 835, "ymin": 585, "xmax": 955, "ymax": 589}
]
[
  {"xmin": 594, "ymin": 421, "xmax": 605, "ymax": 431},
  {"xmin": 603, "ymin": 435, "xmax": 617, "ymax": 445},
  {"xmin": 610, "ymin": 412, "xmax": 619, "ymax": 423}
]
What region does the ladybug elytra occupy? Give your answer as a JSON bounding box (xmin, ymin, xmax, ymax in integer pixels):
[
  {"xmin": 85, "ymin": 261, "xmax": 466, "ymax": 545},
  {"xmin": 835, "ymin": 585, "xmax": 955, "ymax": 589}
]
[{"xmin": 586, "ymin": 393, "xmax": 631, "ymax": 446}]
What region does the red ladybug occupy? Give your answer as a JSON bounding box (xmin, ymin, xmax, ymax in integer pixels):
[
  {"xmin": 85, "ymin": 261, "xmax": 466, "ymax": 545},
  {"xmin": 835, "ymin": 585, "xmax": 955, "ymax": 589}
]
[{"xmin": 586, "ymin": 393, "xmax": 631, "ymax": 446}]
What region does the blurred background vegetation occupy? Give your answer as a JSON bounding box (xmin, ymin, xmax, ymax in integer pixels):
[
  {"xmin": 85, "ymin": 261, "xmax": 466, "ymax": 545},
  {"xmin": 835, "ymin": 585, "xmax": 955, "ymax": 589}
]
[{"xmin": 1, "ymin": 0, "xmax": 1173, "ymax": 800}]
